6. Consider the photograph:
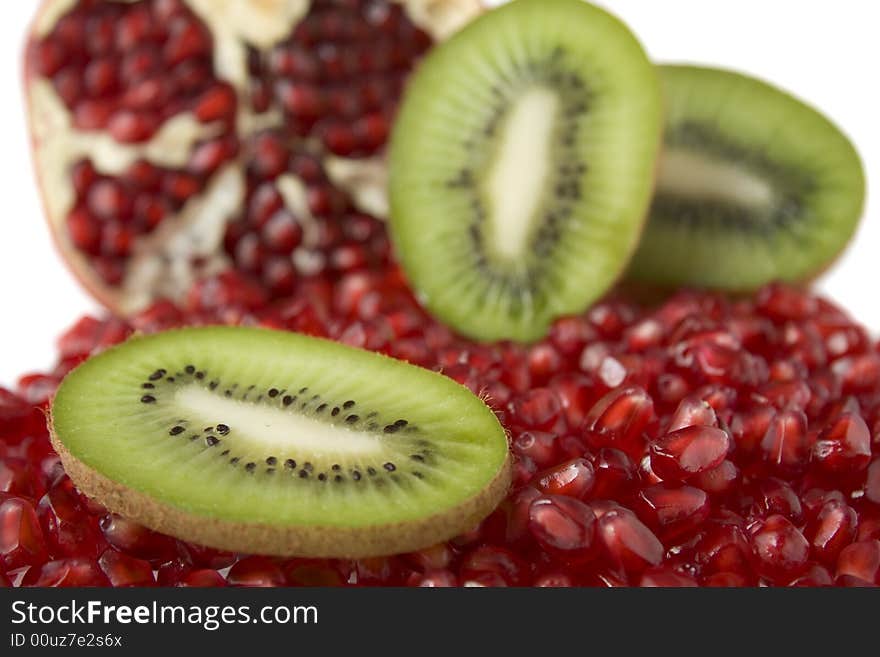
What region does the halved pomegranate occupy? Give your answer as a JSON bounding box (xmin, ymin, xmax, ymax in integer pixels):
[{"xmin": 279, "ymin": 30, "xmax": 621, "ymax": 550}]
[{"xmin": 25, "ymin": 0, "xmax": 481, "ymax": 314}]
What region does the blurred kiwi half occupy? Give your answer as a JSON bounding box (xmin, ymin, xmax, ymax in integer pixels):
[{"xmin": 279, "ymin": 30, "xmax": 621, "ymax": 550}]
[{"xmin": 628, "ymin": 64, "xmax": 866, "ymax": 291}]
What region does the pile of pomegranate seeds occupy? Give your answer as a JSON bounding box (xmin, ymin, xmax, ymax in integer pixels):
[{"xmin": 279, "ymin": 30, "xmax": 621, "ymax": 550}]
[{"xmin": 3, "ymin": 274, "xmax": 880, "ymax": 587}]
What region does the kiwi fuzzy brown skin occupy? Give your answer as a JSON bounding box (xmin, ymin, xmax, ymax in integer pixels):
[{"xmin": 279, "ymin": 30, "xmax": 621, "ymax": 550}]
[{"xmin": 50, "ymin": 423, "xmax": 512, "ymax": 558}]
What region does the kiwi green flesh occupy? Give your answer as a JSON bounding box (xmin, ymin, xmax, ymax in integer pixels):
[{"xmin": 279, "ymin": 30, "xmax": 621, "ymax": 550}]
[
  {"xmin": 389, "ymin": 0, "xmax": 662, "ymax": 342},
  {"xmin": 50, "ymin": 327, "xmax": 511, "ymax": 558},
  {"xmin": 628, "ymin": 65, "xmax": 866, "ymax": 291}
]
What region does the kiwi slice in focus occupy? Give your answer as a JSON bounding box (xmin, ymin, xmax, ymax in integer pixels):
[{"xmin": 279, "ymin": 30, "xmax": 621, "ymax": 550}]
[
  {"xmin": 50, "ymin": 327, "xmax": 511, "ymax": 558},
  {"xmin": 389, "ymin": 0, "xmax": 662, "ymax": 342},
  {"xmin": 628, "ymin": 65, "xmax": 866, "ymax": 290}
]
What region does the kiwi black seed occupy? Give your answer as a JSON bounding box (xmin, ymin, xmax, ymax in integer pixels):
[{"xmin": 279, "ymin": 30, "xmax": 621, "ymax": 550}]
[
  {"xmin": 49, "ymin": 327, "xmax": 511, "ymax": 558},
  {"xmin": 389, "ymin": 0, "xmax": 662, "ymax": 342},
  {"xmin": 627, "ymin": 65, "xmax": 866, "ymax": 291}
]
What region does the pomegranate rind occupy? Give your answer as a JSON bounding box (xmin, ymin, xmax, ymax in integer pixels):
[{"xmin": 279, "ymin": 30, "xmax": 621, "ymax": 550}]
[{"xmin": 23, "ymin": 0, "xmax": 485, "ymax": 315}]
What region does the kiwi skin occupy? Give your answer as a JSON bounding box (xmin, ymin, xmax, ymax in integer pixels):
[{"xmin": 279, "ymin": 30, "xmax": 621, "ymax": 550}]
[{"xmin": 50, "ymin": 420, "xmax": 512, "ymax": 559}]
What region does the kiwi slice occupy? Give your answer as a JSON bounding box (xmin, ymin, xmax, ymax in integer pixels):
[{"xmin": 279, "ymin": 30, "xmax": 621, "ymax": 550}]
[
  {"xmin": 628, "ymin": 65, "xmax": 866, "ymax": 290},
  {"xmin": 389, "ymin": 0, "xmax": 662, "ymax": 342},
  {"xmin": 49, "ymin": 327, "xmax": 511, "ymax": 558}
]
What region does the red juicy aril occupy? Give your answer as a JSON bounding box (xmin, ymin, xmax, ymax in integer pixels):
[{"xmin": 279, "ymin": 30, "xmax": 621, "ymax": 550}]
[
  {"xmin": 6, "ymin": 280, "xmax": 880, "ymax": 587},
  {"xmin": 25, "ymin": 0, "xmax": 479, "ymax": 314}
]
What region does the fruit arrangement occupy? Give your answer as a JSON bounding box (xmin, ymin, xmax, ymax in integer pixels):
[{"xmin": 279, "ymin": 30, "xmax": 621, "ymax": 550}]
[{"xmin": 2, "ymin": 0, "xmax": 875, "ymax": 587}]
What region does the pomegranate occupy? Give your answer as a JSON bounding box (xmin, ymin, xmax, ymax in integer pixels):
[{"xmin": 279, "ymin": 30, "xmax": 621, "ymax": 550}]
[{"xmin": 25, "ymin": 0, "xmax": 481, "ymax": 314}]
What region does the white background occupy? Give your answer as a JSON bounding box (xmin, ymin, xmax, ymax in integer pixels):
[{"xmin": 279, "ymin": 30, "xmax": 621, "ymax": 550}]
[{"xmin": 0, "ymin": 0, "xmax": 877, "ymax": 384}]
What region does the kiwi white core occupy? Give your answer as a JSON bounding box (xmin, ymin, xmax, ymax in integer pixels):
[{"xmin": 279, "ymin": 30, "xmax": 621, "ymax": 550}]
[
  {"xmin": 657, "ymin": 148, "xmax": 775, "ymax": 209},
  {"xmin": 175, "ymin": 386, "xmax": 382, "ymax": 457},
  {"xmin": 485, "ymin": 87, "xmax": 560, "ymax": 261}
]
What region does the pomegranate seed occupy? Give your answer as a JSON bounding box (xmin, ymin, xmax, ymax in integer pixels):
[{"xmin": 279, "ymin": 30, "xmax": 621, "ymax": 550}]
[
  {"xmin": 639, "ymin": 566, "xmax": 699, "ymax": 587},
  {"xmin": 262, "ymin": 210, "xmax": 303, "ymax": 254},
  {"xmin": 0, "ymin": 458, "xmax": 39, "ymax": 498},
  {"xmin": 100, "ymin": 223, "xmax": 134, "ymax": 257},
  {"xmin": 179, "ymin": 569, "xmax": 228, "ymax": 587},
  {"xmin": 108, "ymin": 110, "xmax": 160, "ymax": 143},
  {"xmin": 0, "ymin": 389, "xmax": 44, "ymax": 443},
  {"xmin": 759, "ymin": 409, "xmax": 812, "ymax": 474},
  {"xmin": 403, "ymin": 544, "xmax": 453, "ymax": 572},
  {"xmin": 654, "ymin": 373, "xmax": 690, "ymax": 407},
  {"xmin": 813, "ymin": 412, "xmax": 872, "ymax": 474},
  {"xmin": 162, "ymin": 172, "xmax": 202, "ymax": 204},
  {"xmin": 730, "ymin": 405, "xmax": 776, "ymax": 459},
  {"xmin": 352, "ymin": 556, "xmax": 406, "ymax": 586},
  {"xmin": 550, "ymin": 373, "xmax": 598, "ymax": 428},
  {"xmin": 533, "ymin": 572, "xmax": 574, "ymax": 587},
  {"xmin": 1, "ymin": 497, "xmax": 48, "ymax": 570},
  {"xmin": 508, "ymin": 388, "xmax": 561, "ymax": 431},
  {"xmin": 866, "ymin": 459, "xmax": 880, "ymax": 505},
  {"xmin": 99, "ymin": 549, "xmax": 156, "ymax": 587},
  {"xmin": 226, "ymin": 556, "xmax": 286, "ymax": 587},
  {"xmin": 760, "ymin": 380, "xmax": 812, "ymax": 412},
  {"xmin": 592, "ymin": 448, "xmax": 636, "ymax": 498},
  {"xmin": 99, "ymin": 514, "xmax": 177, "ymax": 563},
  {"xmin": 504, "ymin": 486, "xmax": 541, "ymax": 546},
  {"xmin": 801, "ymin": 488, "xmax": 846, "ymax": 522},
  {"xmin": 694, "ymin": 521, "xmax": 753, "ymax": 579},
  {"xmin": 163, "ymin": 19, "xmax": 210, "ymax": 66},
  {"xmin": 528, "ymin": 344, "xmax": 563, "ymax": 385},
  {"xmin": 37, "ymin": 479, "xmax": 106, "ymax": 559},
  {"xmin": 692, "ymin": 459, "xmax": 741, "ymax": 496},
  {"xmin": 277, "ymin": 82, "xmax": 324, "ymax": 124},
  {"xmin": 188, "ymin": 138, "xmax": 237, "ymax": 175},
  {"xmin": 788, "ymin": 563, "xmax": 834, "ymax": 587},
  {"xmin": 459, "ymin": 546, "xmax": 528, "ymax": 586},
  {"xmin": 740, "ymin": 477, "xmax": 804, "ymax": 524},
  {"xmin": 178, "ymin": 543, "xmax": 236, "ymax": 571},
  {"xmin": 512, "ymin": 431, "xmax": 558, "ymax": 469},
  {"xmin": 583, "ymin": 387, "xmax": 655, "ymax": 456},
  {"xmin": 633, "ymin": 483, "xmax": 710, "ymax": 544},
  {"xmin": 535, "ymin": 458, "xmax": 596, "ymax": 500},
  {"xmin": 757, "ymin": 284, "xmax": 819, "ymax": 321},
  {"xmin": 667, "ymin": 395, "xmax": 719, "ymax": 432},
  {"xmin": 318, "ymin": 121, "xmax": 357, "ymax": 155},
  {"xmin": 88, "ymin": 180, "xmax": 131, "ymax": 221},
  {"xmin": 703, "ymin": 572, "xmax": 750, "ymax": 587},
  {"xmin": 528, "ymin": 495, "xmax": 597, "ymax": 563},
  {"xmin": 195, "ymin": 84, "xmax": 236, "ymax": 122},
  {"xmin": 32, "ymin": 39, "xmax": 65, "ymax": 76},
  {"xmin": 804, "ymin": 499, "xmax": 858, "ymax": 566},
  {"xmin": 650, "ymin": 425, "xmax": 730, "ymax": 481},
  {"xmin": 597, "ymin": 507, "xmax": 664, "ymax": 576},
  {"xmin": 836, "ymin": 540, "xmax": 880, "ymax": 584},
  {"xmin": 409, "ymin": 570, "xmax": 457, "ymax": 587},
  {"xmin": 749, "ymin": 515, "xmax": 810, "ymax": 583},
  {"xmin": 550, "ymin": 316, "xmax": 597, "ymax": 357},
  {"xmin": 22, "ymin": 558, "xmax": 110, "ymax": 587},
  {"xmin": 832, "ymin": 353, "xmax": 880, "ymax": 394}
]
